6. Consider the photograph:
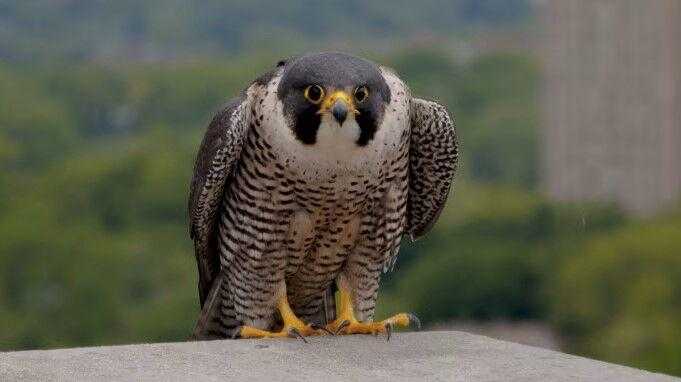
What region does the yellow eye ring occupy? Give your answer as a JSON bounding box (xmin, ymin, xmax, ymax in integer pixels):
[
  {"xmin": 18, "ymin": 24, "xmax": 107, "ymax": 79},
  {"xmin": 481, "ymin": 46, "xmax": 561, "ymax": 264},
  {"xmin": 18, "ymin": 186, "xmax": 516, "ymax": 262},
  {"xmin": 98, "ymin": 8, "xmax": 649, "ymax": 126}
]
[
  {"xmin": 304, "ymin": 84, "xmax": 325, "ymax": 104},
  {"xmin": 354, "ymin": 86, "xmax": 369, "ymax": 103}
]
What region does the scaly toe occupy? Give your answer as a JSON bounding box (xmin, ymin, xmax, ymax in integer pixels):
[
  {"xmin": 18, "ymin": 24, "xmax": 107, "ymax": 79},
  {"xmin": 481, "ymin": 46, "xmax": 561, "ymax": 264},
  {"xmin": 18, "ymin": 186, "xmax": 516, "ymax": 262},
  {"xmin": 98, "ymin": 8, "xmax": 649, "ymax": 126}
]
[
  {"xmin": 332, "ymin": 320, "xmax": 351, "ymax": 335},
  {"xmin": 310, "ymin": 323, "xmax": 335, "ymax": 336},
  {"xmin": 334, "ymin": 321, "xmax": 386, "ymax": 336},
  {"xmin": 329, "ymin": 312, "xmax": 422, "ymax": 338}
]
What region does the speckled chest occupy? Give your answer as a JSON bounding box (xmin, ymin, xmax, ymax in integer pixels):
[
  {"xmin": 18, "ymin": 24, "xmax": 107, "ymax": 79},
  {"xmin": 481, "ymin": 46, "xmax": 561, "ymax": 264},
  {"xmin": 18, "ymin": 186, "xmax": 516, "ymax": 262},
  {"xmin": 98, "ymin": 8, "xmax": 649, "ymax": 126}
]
[
  {"xmin": 229, "ymin": 126, "xmax": 401, "ymax": 276},
  {"xmin": 240, "ymin": 117, "xmax": 406, "ymax": 271}
]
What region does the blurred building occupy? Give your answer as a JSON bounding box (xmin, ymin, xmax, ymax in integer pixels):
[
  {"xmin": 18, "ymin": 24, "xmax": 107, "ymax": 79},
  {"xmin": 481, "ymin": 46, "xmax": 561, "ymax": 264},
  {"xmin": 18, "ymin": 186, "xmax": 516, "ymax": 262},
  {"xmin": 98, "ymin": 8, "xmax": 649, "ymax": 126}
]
[{"xmin": 541, "ymin": 0, "xmax": 681, "ymax": 215}]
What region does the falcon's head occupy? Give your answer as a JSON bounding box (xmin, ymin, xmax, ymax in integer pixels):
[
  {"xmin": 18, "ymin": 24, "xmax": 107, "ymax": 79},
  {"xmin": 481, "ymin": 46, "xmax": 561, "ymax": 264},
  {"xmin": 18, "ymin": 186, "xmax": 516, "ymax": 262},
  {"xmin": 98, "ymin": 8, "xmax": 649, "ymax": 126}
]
[{"xmin": 277, "ymin": 52, "xmax": 392, "ymax": 147}]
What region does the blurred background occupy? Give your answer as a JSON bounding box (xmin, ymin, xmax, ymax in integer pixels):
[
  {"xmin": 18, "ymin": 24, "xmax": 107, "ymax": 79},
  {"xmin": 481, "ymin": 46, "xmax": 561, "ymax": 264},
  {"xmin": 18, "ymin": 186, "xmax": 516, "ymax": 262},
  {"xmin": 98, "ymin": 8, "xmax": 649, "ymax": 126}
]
[{"xmin": 1, "ymin": 0, "xmax": 680, "ymax": 376}]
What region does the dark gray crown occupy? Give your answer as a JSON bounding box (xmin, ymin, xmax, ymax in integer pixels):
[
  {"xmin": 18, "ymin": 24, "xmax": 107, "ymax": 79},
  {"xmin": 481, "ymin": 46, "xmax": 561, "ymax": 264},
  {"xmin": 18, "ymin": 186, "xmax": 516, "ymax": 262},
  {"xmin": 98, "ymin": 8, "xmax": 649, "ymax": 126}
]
[{"xmin": 277, "ymin": 52, "xmax": 391, "ymax": 103}]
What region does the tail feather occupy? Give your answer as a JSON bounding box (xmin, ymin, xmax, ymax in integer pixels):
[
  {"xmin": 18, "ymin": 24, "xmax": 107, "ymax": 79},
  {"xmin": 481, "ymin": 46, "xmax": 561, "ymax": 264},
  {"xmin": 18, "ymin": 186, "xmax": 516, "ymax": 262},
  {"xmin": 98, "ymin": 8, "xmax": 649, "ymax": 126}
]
[{"xmin": 190, "ymin": 271, "xmax": 239, "ymax": 340}]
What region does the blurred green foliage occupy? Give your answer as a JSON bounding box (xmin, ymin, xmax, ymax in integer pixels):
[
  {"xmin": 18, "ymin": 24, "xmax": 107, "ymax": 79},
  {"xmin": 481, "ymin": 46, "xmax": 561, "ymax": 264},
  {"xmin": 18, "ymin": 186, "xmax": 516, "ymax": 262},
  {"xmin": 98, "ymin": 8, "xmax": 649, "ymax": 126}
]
[
  {"xmin": 378, "ymin": 183, "xmax": 625, "ymax": 321},
  {"xmin": 551, "ymin": 210, "xmax": 681, "ymax": 376},
  {"xmin": 0, "ymin": 48, "xmax": 679, "ymax": 376},
  {"xmin": 0, "ymin": 131, "xmax": 198, "ymax": 348},
  {"xmin": 0, "ymin": 64, "xmax": 80, "ymax": 171}
]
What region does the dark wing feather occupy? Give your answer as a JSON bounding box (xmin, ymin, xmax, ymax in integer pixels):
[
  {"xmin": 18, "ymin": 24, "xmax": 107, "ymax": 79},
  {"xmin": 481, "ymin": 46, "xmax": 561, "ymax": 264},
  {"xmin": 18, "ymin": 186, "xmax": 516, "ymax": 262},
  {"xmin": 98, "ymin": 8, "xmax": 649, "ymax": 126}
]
[
  {"xmin": 188, "ymin": 95, "xmax": 250, "ymax": 307},
  {"xmin": 406, "ymin": 98, "xmax": 459, "ymax": 240}
]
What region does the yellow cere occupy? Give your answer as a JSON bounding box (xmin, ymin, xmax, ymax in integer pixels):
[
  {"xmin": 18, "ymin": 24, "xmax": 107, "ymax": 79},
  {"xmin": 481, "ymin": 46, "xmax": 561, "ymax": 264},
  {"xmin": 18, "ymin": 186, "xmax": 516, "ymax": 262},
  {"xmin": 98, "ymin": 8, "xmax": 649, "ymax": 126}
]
[{"xmin": 320, "ymin": 90, "xmax": 359, "ymax": 114}]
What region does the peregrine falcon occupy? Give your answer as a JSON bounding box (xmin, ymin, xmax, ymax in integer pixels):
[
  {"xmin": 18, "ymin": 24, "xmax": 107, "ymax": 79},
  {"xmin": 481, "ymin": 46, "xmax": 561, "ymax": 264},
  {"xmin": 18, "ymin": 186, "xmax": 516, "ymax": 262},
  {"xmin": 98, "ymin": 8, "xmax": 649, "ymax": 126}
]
[{"xmin": 189, "ymin": 52, "xmax": 458, "ymax": 340}]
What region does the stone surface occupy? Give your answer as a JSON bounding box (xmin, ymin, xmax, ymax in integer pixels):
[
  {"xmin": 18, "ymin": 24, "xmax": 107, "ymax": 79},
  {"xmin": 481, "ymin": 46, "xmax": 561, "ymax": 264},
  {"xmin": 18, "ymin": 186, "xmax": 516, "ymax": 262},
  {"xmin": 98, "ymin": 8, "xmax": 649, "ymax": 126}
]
[{"xmin": 1, "ymin": 331, "xmax": 678, "ymax": 381}]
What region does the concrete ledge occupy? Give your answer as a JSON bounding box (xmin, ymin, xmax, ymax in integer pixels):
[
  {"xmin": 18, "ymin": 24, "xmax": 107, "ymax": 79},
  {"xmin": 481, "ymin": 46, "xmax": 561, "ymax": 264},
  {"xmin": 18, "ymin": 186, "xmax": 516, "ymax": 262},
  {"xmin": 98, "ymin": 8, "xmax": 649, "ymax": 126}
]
[{"xmin": 1, "ymin": 331, "xmax": 678, "ymax": 381}]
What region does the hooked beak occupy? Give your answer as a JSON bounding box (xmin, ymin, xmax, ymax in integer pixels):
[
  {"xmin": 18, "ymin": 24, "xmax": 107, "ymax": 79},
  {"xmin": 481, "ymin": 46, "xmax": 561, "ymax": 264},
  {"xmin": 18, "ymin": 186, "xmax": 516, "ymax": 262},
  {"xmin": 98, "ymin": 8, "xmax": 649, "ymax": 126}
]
[
  {"xmin": 319, "ymin": 90, "xmax": 357, "ymax": 126},
  {"xmin": 331, "ymin": 100, "xmax": 348, "ymax": 125}
]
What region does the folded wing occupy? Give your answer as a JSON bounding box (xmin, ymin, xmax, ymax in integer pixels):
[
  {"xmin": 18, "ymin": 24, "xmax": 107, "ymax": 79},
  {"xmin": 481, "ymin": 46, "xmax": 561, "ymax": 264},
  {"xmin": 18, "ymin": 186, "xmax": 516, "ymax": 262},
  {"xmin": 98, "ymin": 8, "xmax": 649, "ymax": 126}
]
[
  {"xmin": 188, "ymin": 96, "xmax": 250, "ymax": 306},
  {"xmin": 406, "ymin": 98, "xmax": 459, "ymax": 240}
]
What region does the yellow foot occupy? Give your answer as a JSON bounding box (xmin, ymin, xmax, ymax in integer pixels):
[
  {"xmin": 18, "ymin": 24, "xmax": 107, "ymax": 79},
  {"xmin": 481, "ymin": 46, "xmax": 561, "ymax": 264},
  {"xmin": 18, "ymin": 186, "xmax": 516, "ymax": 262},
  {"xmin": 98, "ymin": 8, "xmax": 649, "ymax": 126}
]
[
  {"xmin": 237, "ymin": 323, "xmax": 324, "ymax": 342},
  {"xmin": 327, "ymin": 313, "xmax": 420, "ymax": 340},
  {"xmin": 234, "ymin": 293, "xmax": 327, "ymax": 342},
  {"xmin": 324, "ymin": 278, "xmax": 420, "ymax": 340}
]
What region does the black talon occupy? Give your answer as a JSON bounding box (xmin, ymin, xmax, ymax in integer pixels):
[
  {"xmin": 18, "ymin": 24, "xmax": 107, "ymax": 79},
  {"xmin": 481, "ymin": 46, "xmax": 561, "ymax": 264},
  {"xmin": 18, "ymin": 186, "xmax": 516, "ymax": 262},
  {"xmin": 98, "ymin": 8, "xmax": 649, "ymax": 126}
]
[
  {"xmin": 289, "ymin": 327, "xmax": 308, "ymax": 343},
  {"xmin": 408, "ymin": 313, "xmax": 422, "ymax": 331},
  {"xmin": 334, "ymin": 320, "xmax": 351, "ymax": 335},
  {"xmin": 385, "ymin": 323, "xmax": 393, "ymax": 342},
  {"xmin": 232, "ymin": 326, "xmax": 243, "ymax": 339}
]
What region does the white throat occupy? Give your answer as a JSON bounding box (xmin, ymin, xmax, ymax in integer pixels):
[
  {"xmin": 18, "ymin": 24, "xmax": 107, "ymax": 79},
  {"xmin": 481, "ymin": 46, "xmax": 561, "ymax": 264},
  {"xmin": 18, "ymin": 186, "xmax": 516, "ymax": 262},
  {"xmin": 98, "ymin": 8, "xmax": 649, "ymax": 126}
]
[{"xmin": 313, "ymin": 112, "xmax": 362, "ymax": 157}]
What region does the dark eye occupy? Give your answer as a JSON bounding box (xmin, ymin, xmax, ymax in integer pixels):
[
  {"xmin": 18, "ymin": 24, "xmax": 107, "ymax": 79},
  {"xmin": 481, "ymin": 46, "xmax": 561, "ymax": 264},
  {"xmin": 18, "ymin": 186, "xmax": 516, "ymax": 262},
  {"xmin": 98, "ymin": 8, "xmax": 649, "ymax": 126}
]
[
  {"xmin": 354, "ymin": 86, "xmax": 369, "ymax": 103},
  {"xmin": 304, "ymin": 84, "xmax": 324, "ymax": 104}
]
